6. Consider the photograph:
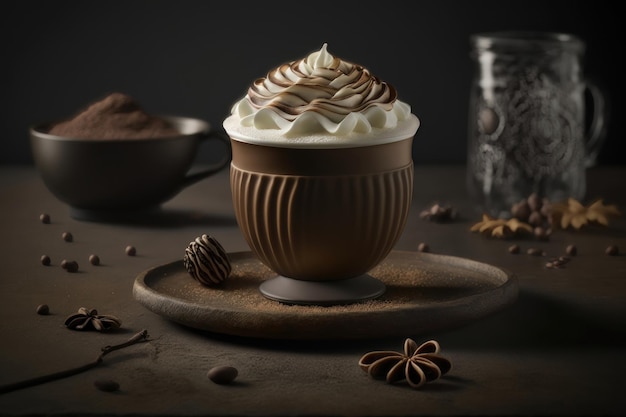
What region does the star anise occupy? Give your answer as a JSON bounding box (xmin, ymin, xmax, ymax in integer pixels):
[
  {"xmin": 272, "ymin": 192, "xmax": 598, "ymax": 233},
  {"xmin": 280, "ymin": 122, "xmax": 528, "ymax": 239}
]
[
  {"xmin": 64, "ymin": 307, "xmax": 122, "ymax": 332},
  {"xmin": 470, "ymin": 214, "xmax": 533, "ymax": 238},
  {"xmin": 358, "ymin": 339, "xmax": 452, "ymax": 389},
  {"xmin": 551, "ymin": 198, "xmax": 622, "ymax": 230}
]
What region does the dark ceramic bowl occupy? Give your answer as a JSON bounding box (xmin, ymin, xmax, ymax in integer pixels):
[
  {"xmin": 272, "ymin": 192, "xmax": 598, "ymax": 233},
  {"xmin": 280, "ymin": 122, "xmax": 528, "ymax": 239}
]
[{"xmin": 30, "ymin": 116, "xmax": 231, "ymax": 221}]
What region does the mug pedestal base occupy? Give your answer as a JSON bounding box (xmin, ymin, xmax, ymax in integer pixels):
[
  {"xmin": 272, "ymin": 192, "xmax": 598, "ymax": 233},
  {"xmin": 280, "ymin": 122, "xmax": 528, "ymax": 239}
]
[{"xmin": 259, "ymin": 274, "xmax": 386, "ymax": 306}]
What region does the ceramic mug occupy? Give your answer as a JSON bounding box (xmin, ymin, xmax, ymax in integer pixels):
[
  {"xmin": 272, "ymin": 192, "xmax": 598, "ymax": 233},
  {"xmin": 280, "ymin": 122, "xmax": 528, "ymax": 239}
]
[
  {"xmin": 30, "ymin": 115, "xmax": 231, "ymax": 221},
  {"xmin": 228, "ymin": 134, "xmax": 416, "ymax": 305}
]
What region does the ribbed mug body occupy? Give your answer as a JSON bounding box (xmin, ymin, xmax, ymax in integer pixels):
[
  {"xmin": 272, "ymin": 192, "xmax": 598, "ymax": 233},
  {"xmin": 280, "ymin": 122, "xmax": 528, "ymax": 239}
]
[{"xmin": 229, "ymin": 138, "xmax": 414, "ymax": 281}]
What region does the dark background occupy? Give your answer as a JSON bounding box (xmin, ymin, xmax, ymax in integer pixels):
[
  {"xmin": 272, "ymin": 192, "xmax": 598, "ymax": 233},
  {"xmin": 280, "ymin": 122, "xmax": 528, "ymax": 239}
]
[{"xmin": 2, "ymin": 0, "xmax": 624, "ymax": 166}]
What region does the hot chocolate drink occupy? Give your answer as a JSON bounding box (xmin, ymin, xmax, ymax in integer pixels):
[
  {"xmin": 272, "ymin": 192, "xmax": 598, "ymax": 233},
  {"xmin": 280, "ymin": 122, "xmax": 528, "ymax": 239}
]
[{"xmin": 223, "ymin": 44, "xmax": 420, "ymax": 305}]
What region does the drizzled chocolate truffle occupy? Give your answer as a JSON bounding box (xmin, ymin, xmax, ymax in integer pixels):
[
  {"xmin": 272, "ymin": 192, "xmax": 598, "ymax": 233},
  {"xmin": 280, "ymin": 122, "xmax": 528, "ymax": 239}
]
[{"xmin": 183, "ymin": 234, "xmax": 232, "ymax": 286}]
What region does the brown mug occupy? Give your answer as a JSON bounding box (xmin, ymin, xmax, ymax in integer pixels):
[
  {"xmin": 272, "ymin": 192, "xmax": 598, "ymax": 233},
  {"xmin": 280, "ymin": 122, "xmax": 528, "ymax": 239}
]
[{"xmin": 229, "ymin": 134, "xmax": 416, "ymax": 305}]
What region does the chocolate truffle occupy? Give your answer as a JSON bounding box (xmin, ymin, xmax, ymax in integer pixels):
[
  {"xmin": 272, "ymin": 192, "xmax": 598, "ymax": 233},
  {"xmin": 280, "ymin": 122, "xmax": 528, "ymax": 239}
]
[{"xmin": 183, "ymin": 234, "xmax": 231, "ymax": 286}]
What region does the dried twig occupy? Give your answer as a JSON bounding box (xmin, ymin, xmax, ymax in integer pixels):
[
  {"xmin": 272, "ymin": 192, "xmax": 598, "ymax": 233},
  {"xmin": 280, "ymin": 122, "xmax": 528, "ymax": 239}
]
[{"xmin": 0, "ymin": 329, "xmax": 149, "ymax": 395}]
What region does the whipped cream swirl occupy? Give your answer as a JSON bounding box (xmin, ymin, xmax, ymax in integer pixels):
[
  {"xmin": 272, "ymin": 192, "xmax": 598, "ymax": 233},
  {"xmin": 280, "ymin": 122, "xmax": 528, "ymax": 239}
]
[{"xmin": 224, "ymin": 43, "xmax": 419, "ymax": 146}]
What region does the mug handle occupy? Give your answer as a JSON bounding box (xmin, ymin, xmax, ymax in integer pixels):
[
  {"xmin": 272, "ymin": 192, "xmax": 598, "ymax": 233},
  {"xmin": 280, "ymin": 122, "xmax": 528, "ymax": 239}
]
[
  {"xmin": 583, "ymin": 79, "xmax": 609, "ymax": 168},
  {"xmin": 181, "ymin": 129, "xmax": 232, "ymax": 187}
]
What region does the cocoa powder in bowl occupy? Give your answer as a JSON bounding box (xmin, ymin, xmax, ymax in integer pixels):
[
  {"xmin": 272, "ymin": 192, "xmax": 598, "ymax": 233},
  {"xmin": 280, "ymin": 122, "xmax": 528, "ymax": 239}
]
[
  {"xmin": 31, "ymin": 93, "xmax": 231, "ymax": 218},
  {"xmin": 48, "ymin": 92, "xmax": 178, "ymax": 139}
]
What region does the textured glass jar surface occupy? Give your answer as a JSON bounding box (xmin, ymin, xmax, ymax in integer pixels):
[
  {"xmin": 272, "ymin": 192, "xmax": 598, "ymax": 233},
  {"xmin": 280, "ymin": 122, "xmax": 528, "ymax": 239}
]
[{"xmin": 466, "ymin": 32, "xmax": 596, "ymax": 217}]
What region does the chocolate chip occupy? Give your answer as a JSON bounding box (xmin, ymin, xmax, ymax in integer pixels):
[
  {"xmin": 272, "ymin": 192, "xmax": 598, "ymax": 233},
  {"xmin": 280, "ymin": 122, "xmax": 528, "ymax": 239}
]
[
  {"xmin": 417, "ymin": 243, "xmax": 430, "ymax": 253},
  {"xmin": 565, "ymin": 244, "xmax": 577, "ymax": 256},
  {"xmin": 508, "ymin": 244, "xmax": 520, "ymax": 254},
  {"xmin": 39, "ymin": 213, "xmax": 50, "ymax": 224},
  {"xmin": 605, "ymin": 245, "xmax": 619, "ymax": 256},
  {"xmin": 89, "ymin": 254, "xmax": 100, "ymax": 266},
  {"xmin": 125, "ymin": 245, "xmax": 136, "ymax": 256},
  {"xmin": 207, "ymin": 366, "xmax": 238, "ymax": 385},
  {"xmin": 40, "ymin": 255, "xmax": 51, "ymax": 266},
  {"xmin": 94, "ymin": 379, "xmax": 120, "ymax": 392},
  {"xmin": 62, "ymin": 231, "xmax": 73, "ymax": 242},
  {"xmin": 36, "ymin": 304, "xmax": 49, "ymax": 315}
]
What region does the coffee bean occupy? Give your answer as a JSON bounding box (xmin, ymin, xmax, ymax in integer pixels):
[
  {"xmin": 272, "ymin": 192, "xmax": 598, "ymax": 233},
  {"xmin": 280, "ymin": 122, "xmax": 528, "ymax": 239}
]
[
  {"xmin": 527, "ymin": 248, "xmax": 546, "ymax": 257},
  {"xmin": 417, "ymin": 243, "xmax": 430, "ymax": 253},
  {"xmin": 125, "ymin": 245, "xmax": 136, "ymax": 256},
  {"xmin": 533, "ymin": 227, "xmax": 549, "ymax": 241},
  {"xmin": 511, "ymin": 201, "xmax": 530, "ymax": 222},
  {"xmin": 528, "ymin": 211, "xmax": 543, "ymax": 227},
  {"xmin": 605, "ymin": 245, "xmax": 619, "ymax": 256},
  {"xmin": 41, "ymin": 255, "xmax": 51, "ymax": 266},
  {"xmin": 527, "ymin": 193, "xmax": 542, "ymax": 212},
  {"xmin": 207, "ymin": 365, "xmax": 238, "ymax": 385},
  {"xmin": 39, "ymin": 213, "xmax": 50, "ymax": 224},
  {"xmin": 508, "ymin": 244, "xmax": 520, "ymax": 254},
  {"xmin": 94, "ymin": 379, "xmax": 120, "ymax": 392},
  {"xmin": 36, "ymin": 304, "xmax": 49, "ymax": 315},
  {"xmin": 62, "ymin": 232, "xmax": 73, "ymax": 242},
  {"xmin": 540, "ymin": 200, "xmax": 553, "ymax": 218},
  {"xmin": 565, "ymin": 244, "xmax": 577, "ymax": 256},
  {"xmin": 65, "ymin": 261, "xmax": 79, "ymax": 273},
  {"xmin": 89, "ymin": 254, "xmax": 100, "ymax": 266},
  {"xmin": 546, "ymin": 255, "xmax": 571, "ymax": 269}
]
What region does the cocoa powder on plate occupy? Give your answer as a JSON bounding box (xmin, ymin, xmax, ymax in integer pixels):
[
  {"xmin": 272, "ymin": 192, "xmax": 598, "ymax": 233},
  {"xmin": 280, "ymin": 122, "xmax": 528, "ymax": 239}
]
[{"xmin": 48, "ymin": 92, "xmax": 179, "ymax": 139}]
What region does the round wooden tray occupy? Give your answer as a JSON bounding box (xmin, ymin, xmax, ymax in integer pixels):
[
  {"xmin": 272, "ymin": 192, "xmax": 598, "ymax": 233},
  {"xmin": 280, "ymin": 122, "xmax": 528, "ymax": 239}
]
[{"xmin": 132, "ymin": 250, "xmax": 518, "ymax": 340}]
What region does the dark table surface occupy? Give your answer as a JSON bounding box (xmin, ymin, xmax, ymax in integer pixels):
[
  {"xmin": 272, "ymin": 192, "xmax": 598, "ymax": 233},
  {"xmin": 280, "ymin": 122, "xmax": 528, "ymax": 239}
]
[{"xmin": 1, "ymin": 164, "xmax": 625, "ymax": 417}]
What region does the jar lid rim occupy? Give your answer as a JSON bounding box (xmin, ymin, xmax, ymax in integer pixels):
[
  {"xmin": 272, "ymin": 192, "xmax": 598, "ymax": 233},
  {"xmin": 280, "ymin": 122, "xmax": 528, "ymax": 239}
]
[{"xmin": 471, "ymin": 31, "xmax": 585, "ymax": 52}]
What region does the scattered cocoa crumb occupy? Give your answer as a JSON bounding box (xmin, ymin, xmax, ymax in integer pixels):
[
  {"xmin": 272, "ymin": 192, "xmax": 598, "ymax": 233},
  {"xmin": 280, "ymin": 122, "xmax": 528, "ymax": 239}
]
[
  {"xmin": 40, "ymin": 255, "xmax": 51, "ymax": 266},
  {"xmin": 565, "ymin": 244, "xmax": 577, "ymax": 256},
  {"xmin": 545, "ymin": 256, "xmax": 571, "ymax": 269},
  {"xmin": 417, "ymin": 243, "xmax": 430, "ymax": 253},
  {"xmin": 36, "ymin": 304, "xmax": 50, "ymax": 315},
  {"xmin": 419, "ymin": 203, "xmax": 457, "ymax": 222},
  {"xmin": 89, "ymin": 254, "xmax": 101, "ymax": 266},
  {"xmin": 125, "ymin": 245, "xmax": 136, "ymax": 256},
  {"xmin": 39, "ymin": 213, "xmax": 50, "ymax": 224},
  {"xmin": 605, "ymin": 245, "xmax": 619, "ymax": 256},
  {"xmin": 508, "ymin": 244, "xmax": 520, "ymax": 254}
]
